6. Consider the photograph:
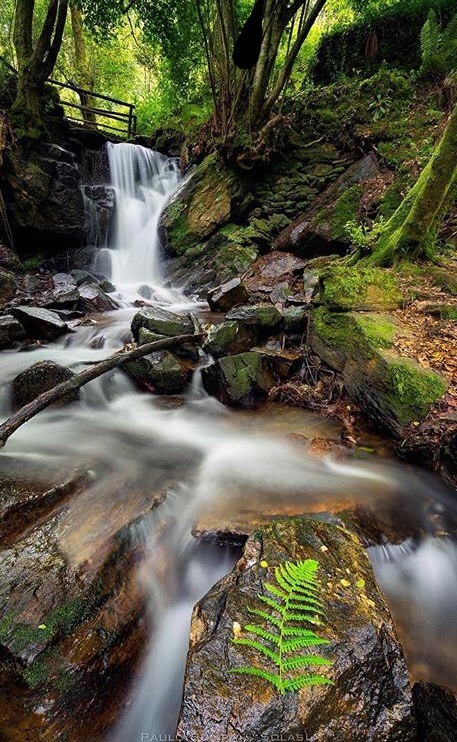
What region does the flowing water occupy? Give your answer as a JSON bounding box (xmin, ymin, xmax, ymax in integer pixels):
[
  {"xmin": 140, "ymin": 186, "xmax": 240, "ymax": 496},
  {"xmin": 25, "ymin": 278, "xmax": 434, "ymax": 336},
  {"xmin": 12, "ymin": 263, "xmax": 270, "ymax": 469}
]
[{"xmin": 1, "ymin": 143, "xmax": 457, "ymax": 740}]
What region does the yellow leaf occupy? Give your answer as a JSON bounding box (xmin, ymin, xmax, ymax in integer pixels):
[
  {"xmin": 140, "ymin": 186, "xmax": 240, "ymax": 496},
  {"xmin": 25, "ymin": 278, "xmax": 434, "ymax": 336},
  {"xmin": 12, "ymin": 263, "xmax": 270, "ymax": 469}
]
[
  {"xmin": 340, "ymin": 579, "xmax": 351, "ymax": 588},
  {"xmin": 260, "ymin": 560, "xmax": 268, "ymax": 568},
  {"xmin": 38, "ymin": 624, "xmax": 47, "ymax": 630}
]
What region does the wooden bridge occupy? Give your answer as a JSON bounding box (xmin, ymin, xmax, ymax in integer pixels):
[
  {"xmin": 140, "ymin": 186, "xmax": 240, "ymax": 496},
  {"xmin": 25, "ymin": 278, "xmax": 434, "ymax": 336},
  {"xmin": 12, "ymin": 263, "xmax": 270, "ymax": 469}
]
[{"xmin": 49, "ymin": 79, "xmax": 137, "ymax": 138}]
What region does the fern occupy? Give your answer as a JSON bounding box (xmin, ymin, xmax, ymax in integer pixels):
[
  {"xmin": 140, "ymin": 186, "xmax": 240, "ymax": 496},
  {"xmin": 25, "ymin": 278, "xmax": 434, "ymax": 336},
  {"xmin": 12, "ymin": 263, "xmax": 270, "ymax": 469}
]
[
  {"xmin": 420, "ymin": 11, "xmax": 457, "ymax": 77},
  {"xmin": 230, "ymin": 559, "xmax": 333, "ymax": 695}
]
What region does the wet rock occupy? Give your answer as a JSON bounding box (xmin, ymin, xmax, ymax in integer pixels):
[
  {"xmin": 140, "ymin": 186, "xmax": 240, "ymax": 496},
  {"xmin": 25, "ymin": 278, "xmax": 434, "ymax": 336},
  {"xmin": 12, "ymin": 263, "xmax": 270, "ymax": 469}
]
[
  {"xmin": 177, "ymin": 518, "xmax": 417, "ymax": 742},
  {"xmin": 303, "ymin": 269, "xmax": 319, "ymax": 302},
  {"xmin": 245, "ymin": 253, "xmax": 307, "ymax": 296},
  {"xmin": 131, "ymin": 306, "xmax": 194, "ymax": 339},
  {"xmin": 318, "ymin": 266, "xmax": 403, "ymax": 311},
  {"xmin": 12, "ymin": 306, "xmax": 68, "ymax": 340},
  {"xmin": 413, "ymin": 681, "xmax": 457, "ymax": 741},
  {"xmin": 309, "ymin": 308, "xmax": 447, "ymax": 435},
  {"xmin": 138, "ymin": 327, "xmax": 200, "ymax": 362},
  {"xmin": 44, "ymin": 272, "xmax": 80, "ymax": 307},
  {"xmin": 83, "ymin": 184, "xmax": 115, "ymax": 244},
  {"xmin": 0, "ymin": 268, "xmax": 16, "ymax": 306},
  {"xmin": 202, "ymin": 351, "xmax": 275, "ymax": 407},
  {"xmin": 124, "ymin": 350, "xmax": 189, "ymax": 394},
  {"xmin": 204, "ymin": 321, "xmax": 257, "ymax": 358},
  {"xmin": 78, "ymin": 284, "xmax": 118, "ymax": 313},
  {"xmin": 207, "ymin": 278, "xmax": 249, "ymax": 312},
  {"xmin": 12, "ymin": 360, "xmax": 77, "ymax": 408},
  {"xmin": 0, "ymin": 243, "xmax": 22, "ymax": 271},
  {"xmin": 44, "ymin": 246, "xmax": 100, "ymax": 274},
  {"xmin": 225, "ymin": 303, "xmax": 282, "ymax": 332},
  {"xmin": 0, "ymin": 315, "xmax": 25, "ymax": 348},
  {"xmin": 71, "ymin": 269, "xmax": 115, "ymax": 294},
  {"xmin": 273, "ymin": 154, "xmax": 379, "ymax": 257}
]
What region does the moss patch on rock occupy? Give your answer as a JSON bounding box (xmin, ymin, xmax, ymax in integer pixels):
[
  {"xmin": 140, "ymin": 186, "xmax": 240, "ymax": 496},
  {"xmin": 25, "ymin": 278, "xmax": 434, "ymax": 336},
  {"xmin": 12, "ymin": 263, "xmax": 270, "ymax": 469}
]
[
  {"xmin": 309, "ymin": 307, "xmax": 446, "ymax": 433},
  {"xmin": 318, "ymin": 266, "xmax": 403, "ymax": 311}
]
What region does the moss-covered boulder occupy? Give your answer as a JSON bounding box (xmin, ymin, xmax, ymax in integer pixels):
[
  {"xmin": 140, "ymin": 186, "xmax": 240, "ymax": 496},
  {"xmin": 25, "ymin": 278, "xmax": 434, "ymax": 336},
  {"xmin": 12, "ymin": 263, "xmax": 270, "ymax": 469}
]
[
  {"xmin": 318, "ymin": 266, "xmax": 403, "ymax": 311},
  {"xmin": 131, "ymin": 307, "xmax": 194, "ymax": 340},
  {"xmin": 225, "ymin": 304, "xmax": 282, "ymax": 332},
  {"xmin": 309, "ymin": 308, "xmax": 447, "ymax": 434},
  {"xmin": 124, "ymin": 350, "xmax": 189, "ymax": 394},
  {"xmin": 202, "ymin": 351, "xmax": 275, "ymax": 407},
  {"xmin": 138, "ymin": 327, "xmax": 200, "ymax": 362},
  {"xmin": 204, "ymin": 321, "xmax": 257, "ymax": 358},
  {"xmin": 177, "ymin": 518, "xmax": 417, "ymax": 741},
  {"xmin": 162, "ymin": 153, "xmax": 242, "ymax": 257}
]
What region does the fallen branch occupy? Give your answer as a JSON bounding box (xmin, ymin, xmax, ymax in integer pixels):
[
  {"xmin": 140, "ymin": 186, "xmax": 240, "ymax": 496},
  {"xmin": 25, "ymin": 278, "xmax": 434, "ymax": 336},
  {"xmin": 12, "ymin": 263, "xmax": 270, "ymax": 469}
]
[{"xmin": 0, "ymin": 333, "xmax": 203, "ymax": 448}]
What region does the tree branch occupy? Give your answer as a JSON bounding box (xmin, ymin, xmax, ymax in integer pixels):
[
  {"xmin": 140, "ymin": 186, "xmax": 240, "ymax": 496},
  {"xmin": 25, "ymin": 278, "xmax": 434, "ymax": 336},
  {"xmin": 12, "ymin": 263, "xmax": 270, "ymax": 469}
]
[
  {"xmin": 42, "ymin": 0, "xmax": 69, "ymax": 79},
  {"xmin": 0, "ymin": 333, "xmax": 203, "ymax": 448}
]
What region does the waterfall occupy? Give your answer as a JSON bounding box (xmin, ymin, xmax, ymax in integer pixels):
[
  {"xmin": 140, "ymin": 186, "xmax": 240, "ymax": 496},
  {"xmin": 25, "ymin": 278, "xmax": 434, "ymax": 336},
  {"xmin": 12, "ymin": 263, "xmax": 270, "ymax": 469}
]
[{"xmin": 106, "ymin": 142, "xmax": 179, "ymax": 294}]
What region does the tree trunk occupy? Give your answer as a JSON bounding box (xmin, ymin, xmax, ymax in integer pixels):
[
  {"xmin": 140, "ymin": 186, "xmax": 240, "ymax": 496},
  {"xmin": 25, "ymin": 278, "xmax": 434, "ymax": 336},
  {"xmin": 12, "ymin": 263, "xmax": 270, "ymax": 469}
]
[
  {"xmin": 11, "ymin": 0, "xmax": 68, "ymax": 134},
  {"xmin": 369, "ymin": 103, "xmax": 457, "ymax": 266},
  {"xmin": 70, "ymin": 3, "xmax": 96, "ymax": 125}
]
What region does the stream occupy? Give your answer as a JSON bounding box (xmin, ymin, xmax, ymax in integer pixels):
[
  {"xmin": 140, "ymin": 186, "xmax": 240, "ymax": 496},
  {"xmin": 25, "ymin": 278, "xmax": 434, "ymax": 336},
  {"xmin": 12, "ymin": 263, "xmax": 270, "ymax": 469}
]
[{"xmin": 1, "ymin": 143, "xmax": 457, "ymax": 740}]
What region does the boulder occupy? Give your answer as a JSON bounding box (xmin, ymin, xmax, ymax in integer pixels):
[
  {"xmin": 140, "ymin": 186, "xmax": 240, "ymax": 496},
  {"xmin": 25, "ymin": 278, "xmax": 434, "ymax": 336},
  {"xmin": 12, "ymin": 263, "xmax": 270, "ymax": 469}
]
[
  {"xmin": 204, "ymin": 321, "xmax": 257, "ymax": 358},
  {"xmin": 413, "ymin": 681, "xmax": 457, "ymax": 741},
  {"xmin": 273, "ymin": 154, "xmax": 380, "ymax": 257},
  {"xmin": 44, "ymin": 272, "xmax": 80, "ymax": 307},
  {"xmin": 225, "ymin": 304, "xmax": 282, "ymax": 332},
  {"xmin": 78, "ymin": 284, "xmax": 118, "ymax": 313},
  {"xmin": 12, "ymin": 360, "xmax": 77, "ymax": 408},
  {"xmin": 202, "ymin": 351, "xmax": 275, "ymax": 407},
  {"xmin": 318, "ymin": 266, "xmax": 403, "ymax": 311},
  {"xmin": 0, "ymin": 315, "xmax": 25, "ymax": 348},
  {"xmin": 309, "ymin": 308, "xmax": 447, "ymax": 435},
  {"xmin": 12, "ymin": 306, "xmax": 68, "ymax": 340},
  {"xmin": 0, "ymin": 268, "xmax": 16, "ymax": 306},
  {"xmin": 207, "ymin": 278, "xmax": 249, "ymax": 312},
  {"xmin": 244, "ymin": 253, "xmax": 308, "ymax": 300},
  {"xmin": 177, "ymin": 518, "xmax": 417, "ymax": 742},
  {"xmin": 123, "ymin": 350, "xmax": 189, "ymax": 394},
  {"xmin": 131, "ymin": 307, "xmax": 194, "ymax": 340}
]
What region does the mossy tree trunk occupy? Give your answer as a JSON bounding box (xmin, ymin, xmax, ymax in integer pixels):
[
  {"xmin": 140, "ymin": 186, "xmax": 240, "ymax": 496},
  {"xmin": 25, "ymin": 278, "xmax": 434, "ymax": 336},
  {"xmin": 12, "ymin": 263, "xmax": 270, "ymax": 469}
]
[
  {"xmin": 369, "ymin": 103, "xmax": 457, "ymax": 266},
  {"xmin": 11, "ymin": 0, "xmax": 68, "ymax": 136}
]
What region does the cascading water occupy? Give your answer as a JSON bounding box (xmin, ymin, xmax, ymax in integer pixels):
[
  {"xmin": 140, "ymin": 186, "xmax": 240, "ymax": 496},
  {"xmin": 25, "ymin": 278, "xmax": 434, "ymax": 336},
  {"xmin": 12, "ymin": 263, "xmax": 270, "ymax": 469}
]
[
  {"xmin": 1, "ymin": 142, "xmax": 457, "ymax": 741},
  {"xmin": 106, "ymin": 142, "xmax": 179, "ymax": 298}
]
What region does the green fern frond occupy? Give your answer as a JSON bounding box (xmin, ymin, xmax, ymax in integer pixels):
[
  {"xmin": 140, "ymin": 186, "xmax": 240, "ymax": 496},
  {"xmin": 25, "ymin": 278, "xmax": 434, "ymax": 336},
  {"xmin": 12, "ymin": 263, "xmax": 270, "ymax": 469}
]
[{"xmin": 230, "ymin": 558, "xmax": 333, "ymax": 695}]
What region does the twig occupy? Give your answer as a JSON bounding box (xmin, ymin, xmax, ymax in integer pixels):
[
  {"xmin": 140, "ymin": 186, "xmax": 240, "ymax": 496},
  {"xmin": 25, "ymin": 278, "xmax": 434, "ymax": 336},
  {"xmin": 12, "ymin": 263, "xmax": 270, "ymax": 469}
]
[{"xmin": 0, "ymin": 333, "xmax": 202, "ymax": 448}]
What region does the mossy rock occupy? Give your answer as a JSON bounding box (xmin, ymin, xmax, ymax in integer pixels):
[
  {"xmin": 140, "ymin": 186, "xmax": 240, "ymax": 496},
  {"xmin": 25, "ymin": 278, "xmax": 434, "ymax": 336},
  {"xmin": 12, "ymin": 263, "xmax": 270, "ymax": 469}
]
[
  {"xmin": 309, "ymin": 307, "xmax": 446, "ymax": 434},
  {"xmin": 131, "ymin": 307, "xmax": 194, "ymax": 339},
  {"xmin": 162, "ymin": 153, "xmax": 242, "ymax": 257},
  {"xmin": 204, "ymin": 321, "xmax": 257, "ymax": 358},
  {"xmin": 225, "ymin": 304, "xmax": 282, "ymax": 331},
  {"xmin": 202, "ymin": 351, "xmax": 275, "ymax": 408},
  {"xmin": 318, "ymin": 266, "xmax": 403, "ymax": 311},
  {"xmin": 124, "ymin": 350, "xmax": 189, "ymax": 394}
]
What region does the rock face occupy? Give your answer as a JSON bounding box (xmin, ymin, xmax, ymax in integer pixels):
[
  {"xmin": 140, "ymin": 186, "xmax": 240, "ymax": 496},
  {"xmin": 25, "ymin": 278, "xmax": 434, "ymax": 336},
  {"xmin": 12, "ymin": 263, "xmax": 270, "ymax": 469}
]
[
  {"xmin": 204, "ymin": 321, "xmax": 257, "ymax": 358},
  {"xmin": 12, "ymin": 361, "xmax": 77, "ymax": 408},
  {"xmin": 2, "ymin": 142, "xmax": 87, "ymax": 253},
  {"xmin": 177, "ymin": 518, "xmax": 417, "ymax": 742},
  {"xmin": 273, "ymin": 154, "xmax": 380, "ymax": 257},
  {"xmin": 124, "ymin": 351, "xmax": 189, "ymax": 394},
  {"xmin": 207, "ymin": 278, "xmax": 249, "ymax": 312},
  {"xmin": 0, "ymin": 315, "xmax": 25, "ymax": 348},
  {"xmin": 12, "ymin": 306, "xmax": 68, "ymax": 340},
  {"xmin": 202, "ymin": 351, "xmax": 275, "ymax": 407},
  {"xmin": 309, "ymin": 308, "xmax": 447, "ymax": 434},
  {"xmin": 131, "ymin": 307, "xmax": 194, "ymax": 339},
  {"xmin": 0, "ymin": 243, "xmax": 22, "ymax": 271}
]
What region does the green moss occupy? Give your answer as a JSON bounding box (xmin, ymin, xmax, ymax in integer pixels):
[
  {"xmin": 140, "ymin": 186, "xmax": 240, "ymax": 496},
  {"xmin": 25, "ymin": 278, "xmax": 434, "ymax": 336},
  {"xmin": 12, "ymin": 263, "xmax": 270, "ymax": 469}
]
[
  {"xmin": 319, "ymin": 266, "xmax": 403, "ymax": 310},
  {"xmin": 214, "ymin": 242, "xmax": 258, "ymax": 275},
  {"xmin": 329, "ymin": 185, "xmax": 363, "ymax": 239},
  {"xmin": 385, "ymin": 358, "xmax": 447, "ymax": 422},
  {"xmin": 354, "ymin": 315, "xmax": 396, "ymax": 348}
]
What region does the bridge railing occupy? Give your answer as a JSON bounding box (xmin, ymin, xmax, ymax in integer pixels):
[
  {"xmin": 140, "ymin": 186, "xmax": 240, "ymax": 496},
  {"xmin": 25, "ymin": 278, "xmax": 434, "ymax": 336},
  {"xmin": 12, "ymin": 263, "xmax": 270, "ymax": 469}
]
[{"xmin": 49, "ymin": 79, "xmax": 137, "ymax": 138}]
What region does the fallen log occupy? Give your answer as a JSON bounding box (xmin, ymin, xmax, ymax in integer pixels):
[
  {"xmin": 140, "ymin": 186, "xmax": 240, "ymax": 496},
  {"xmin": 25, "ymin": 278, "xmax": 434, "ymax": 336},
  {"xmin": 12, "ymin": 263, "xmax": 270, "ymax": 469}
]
[{"xmin": 0, "ymin": 333, "xmax": 203, "ymax": 448}]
